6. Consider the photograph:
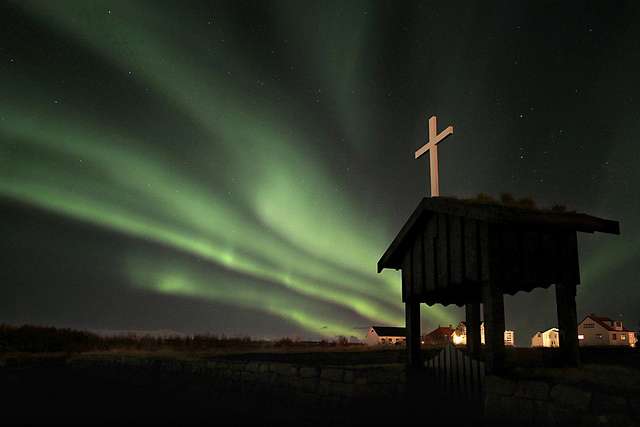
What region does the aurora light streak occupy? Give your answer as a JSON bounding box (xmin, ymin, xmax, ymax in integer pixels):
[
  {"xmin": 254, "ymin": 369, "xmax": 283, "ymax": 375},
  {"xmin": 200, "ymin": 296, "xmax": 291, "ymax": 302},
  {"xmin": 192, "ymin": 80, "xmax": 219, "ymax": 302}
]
[
  {"xmin": 2, "ymin": 1, "xmax": 638, "ymax": 341},
  {"xmin": 1, "ymin": 0, "xmax": 455, "ymax": 337}
]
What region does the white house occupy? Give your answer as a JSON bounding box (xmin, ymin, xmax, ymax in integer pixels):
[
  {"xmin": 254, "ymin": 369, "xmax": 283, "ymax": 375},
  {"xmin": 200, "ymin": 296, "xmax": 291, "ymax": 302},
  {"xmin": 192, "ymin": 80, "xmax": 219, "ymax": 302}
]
[
  {"xmin": 577, "ymin": 314, "xmax": 637, "ymax": 347},
  {"xmin": 504, "ymin": 330, "xmax": 515, "ymax": 347},
  {"xmin": 531, "ymin": 328, "xmax": 560, "ymax": 348},
  {"xmin": 451, "ymin": 322, "xmax": 515, "ymax": 347},
  {"xmin": 366, "ymin": 326, "xmax": 406, "ymax": 346}
]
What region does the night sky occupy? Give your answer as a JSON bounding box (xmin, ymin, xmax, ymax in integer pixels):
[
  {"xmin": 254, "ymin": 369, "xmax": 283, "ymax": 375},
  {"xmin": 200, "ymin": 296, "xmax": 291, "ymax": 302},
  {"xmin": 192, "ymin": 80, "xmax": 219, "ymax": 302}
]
[{"xmin": 1, "ymin": 1, "xmax": 639, "ymax": 345}]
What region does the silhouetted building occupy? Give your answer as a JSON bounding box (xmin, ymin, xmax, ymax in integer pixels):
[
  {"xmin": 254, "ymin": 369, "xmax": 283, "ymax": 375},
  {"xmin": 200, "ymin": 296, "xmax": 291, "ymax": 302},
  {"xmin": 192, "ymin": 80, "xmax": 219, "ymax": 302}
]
[{"xmin": 378, "ymin": 197, "xmax": 619, "ymax": 372}]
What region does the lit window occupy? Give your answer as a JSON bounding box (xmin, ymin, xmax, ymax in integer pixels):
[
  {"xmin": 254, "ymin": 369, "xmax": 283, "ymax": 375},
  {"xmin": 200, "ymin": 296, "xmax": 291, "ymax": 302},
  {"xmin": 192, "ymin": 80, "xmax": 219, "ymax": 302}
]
[
  {"xmin": 621, "ymin": 335, "xmax": 626, "ymax": 341},
  {"xmin": 578, "ymin": 334, "xmax": 584, "ymax": 340}
]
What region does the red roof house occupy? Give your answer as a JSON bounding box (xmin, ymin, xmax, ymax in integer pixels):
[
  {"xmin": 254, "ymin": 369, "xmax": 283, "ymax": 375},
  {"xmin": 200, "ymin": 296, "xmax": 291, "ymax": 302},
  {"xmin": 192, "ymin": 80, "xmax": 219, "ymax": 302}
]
[
  {"xmin": 577, "ymin": 313, "xmax": 637, "ymax": 347},
  {"xmin": 422, "ymin": 325, "xmax": 454, "ymax": 347}
]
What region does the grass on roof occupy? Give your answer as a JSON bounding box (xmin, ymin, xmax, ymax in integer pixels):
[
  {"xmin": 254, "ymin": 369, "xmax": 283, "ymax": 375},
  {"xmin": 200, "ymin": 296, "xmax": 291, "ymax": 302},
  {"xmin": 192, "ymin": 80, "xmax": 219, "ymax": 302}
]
[{"xmin": 454, "ymin": 192, "xmax": 575, "ymax": 213}]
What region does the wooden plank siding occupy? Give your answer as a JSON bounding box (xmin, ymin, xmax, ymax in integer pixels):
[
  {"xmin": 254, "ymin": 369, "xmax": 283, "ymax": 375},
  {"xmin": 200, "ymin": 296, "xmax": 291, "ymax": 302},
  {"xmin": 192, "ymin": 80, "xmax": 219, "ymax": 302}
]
[
  {"xmin": 398, "ymin": 213, "xmax": 583, "ymax": 305},
  {"xmin": 490, "ymin": 228, "xmax": 582, "ymax": 295},
  {"xmin": 401, "ymin": 251, "xmax": 411, "ymax": 302},
  {"xmin": 500, "ymin": 227, "xmax": 520, "ymax": 284},
  {"xmin": 424, "ymin": 214, "xmax": 438, "ymax": 293},
  {"xmin": 479, "ymin": 222, "xmax": 490, "ymax": 283},
  {"xmin": 411, "ymin": 224, "xmax": 425, "ymax": 297},
  {"xmin": 378, "ymin": 197, "xmax": 619, "ymax": 274},
  {"xmin": 566, "ymin": 231, "xmax": 580, "ymax": 285},
  {"xmin": 464, "ymin": 218, "xmax": 479, "ymax": 283},
  {"xmin": 449, "ymin": 216, "xmax": 464, "ymax": 285},
  {"xmin": 436, "ymin": 213, "xmax": 450, "ymax": 290},
  {"xmin": 522, "ymin": 230, "xmax": 541, "ymax": 287},
  {"xmin": 540, "ymin": 231, "xmax": 560, "ymax": 285}
]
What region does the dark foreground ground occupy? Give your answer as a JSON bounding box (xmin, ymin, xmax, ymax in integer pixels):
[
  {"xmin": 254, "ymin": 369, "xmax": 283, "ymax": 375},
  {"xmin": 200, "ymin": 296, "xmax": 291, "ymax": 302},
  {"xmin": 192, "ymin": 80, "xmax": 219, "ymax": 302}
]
[
  {"xmin": 0, "ymin": 359, "xmax": 465, "ymax": 426},
  {"xmin": 2, "ymin": 347, "xmax": 638, "ymax": 426}
]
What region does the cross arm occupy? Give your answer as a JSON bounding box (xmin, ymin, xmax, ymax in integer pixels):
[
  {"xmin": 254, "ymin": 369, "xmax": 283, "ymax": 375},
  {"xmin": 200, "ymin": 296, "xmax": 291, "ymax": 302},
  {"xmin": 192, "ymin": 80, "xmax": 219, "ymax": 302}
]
[
  {"xmin": 414, "ymin": 125, "xmax": 453, "ymax": 159},
  {"xmin": 414, "ymin": 141, "xmax": 433, "ymax": 159}
]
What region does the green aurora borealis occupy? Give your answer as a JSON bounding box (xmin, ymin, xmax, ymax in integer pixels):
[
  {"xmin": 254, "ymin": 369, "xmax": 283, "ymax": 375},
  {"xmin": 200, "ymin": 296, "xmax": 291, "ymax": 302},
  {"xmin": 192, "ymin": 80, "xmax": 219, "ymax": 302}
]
[{"xmin": 2, "ymin": 1, "xmax": 639, "ymax": 341}]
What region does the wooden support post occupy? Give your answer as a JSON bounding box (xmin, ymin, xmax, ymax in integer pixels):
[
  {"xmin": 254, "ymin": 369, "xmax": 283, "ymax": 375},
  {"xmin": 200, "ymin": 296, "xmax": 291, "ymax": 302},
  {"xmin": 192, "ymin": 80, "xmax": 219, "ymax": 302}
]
[
  {"xmin": 405, "ymin": 299, "xmax": 423, "ymax": 407},
  {"xmin": 556, "ymin": 282, "xmax": 580, "ymax": 366},
  {"xmin": 482, "ymin": 282, "xmax": 505, "ymax": 374},
  {"xmin": 405, "ymin": 300, "xmax": 422, "ymax": 369},
  {"xmin": 465, "ymin": 302, "xmax": 481, "ymax": 358}
]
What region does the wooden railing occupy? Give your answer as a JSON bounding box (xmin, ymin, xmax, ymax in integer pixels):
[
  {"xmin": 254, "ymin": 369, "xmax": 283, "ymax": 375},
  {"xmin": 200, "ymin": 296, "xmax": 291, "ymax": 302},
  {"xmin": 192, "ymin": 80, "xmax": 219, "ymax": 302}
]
[{"xmin": 425, "ymin": 343, "xmax": 485, "ymax": 404}]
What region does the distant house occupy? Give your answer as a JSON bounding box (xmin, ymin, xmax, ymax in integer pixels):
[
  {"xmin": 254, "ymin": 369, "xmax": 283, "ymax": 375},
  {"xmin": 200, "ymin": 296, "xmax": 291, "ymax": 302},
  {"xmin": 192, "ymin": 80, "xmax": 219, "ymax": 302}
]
[
  {"xmin": 531, "ymin": 328, "xmax": 560, "ymax": 348},
  {"xmin": 366, "ymin": 326, "xmax": 406, "ymax": 346},
  {"xmin": 451, "ymin": 322, "xmax": 515, "ymax": 347},
  {"xmin": 577, "ymin": 314, "xmax": 637, "ymax": 347},
  {"xmin": 422, "ymin": 326, "xmax": 454, "ymax": 347}
]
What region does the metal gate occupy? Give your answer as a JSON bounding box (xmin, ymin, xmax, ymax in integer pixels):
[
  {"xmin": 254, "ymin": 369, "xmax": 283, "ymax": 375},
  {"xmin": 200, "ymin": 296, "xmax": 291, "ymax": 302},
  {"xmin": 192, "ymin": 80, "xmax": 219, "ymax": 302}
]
[{"xmin": 425, "ymin": 343, "xmax": 486, "ymax": 410}]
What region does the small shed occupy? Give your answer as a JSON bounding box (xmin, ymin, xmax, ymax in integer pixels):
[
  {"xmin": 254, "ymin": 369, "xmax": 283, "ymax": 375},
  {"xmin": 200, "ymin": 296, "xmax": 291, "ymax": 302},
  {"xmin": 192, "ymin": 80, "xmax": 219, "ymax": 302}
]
[{"xmin": 377, "ymin": 197, "xmax": 619, "ymax": 372}]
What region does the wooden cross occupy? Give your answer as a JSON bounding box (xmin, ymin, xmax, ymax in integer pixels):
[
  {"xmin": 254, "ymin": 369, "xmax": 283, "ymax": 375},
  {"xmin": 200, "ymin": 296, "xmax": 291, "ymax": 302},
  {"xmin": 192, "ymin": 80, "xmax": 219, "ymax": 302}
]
[{"xmin": 414, "ymin": 115, "xmax": 454, "ymax": 197}]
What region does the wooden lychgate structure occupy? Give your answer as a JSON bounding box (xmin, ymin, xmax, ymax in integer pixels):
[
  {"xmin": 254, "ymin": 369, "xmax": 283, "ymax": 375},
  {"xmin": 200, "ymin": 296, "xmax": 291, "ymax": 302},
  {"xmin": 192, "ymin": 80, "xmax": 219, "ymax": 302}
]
[{"xmin": 377, "ymin": 197, "xmax": 620, "ymax": 373}]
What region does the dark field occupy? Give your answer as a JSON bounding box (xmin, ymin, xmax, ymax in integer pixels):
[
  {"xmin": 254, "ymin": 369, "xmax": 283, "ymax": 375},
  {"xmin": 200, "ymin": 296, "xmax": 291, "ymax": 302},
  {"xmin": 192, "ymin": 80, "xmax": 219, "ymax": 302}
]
[
  {"xmin": 2, "ymin": 326, "xmax": 639, "ymax": 426},
  {"xmin": 3, "ymin": 347, "xmax": 640, "ymax": 426},
  {"xmin": 0, "ymin": 351, "xmax": 453, "ymax": 426},
  {"xmin": 2, "ymin": 357, "xmax": 309, "ymax": 426}
]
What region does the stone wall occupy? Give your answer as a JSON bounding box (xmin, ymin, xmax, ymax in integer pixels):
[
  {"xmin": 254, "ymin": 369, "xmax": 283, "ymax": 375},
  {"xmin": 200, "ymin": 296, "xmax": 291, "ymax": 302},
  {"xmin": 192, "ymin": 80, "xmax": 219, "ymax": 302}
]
[
  {"xmin": 485, "ymin": 375, "xmax": 640, "ymax": 426},
  {"xmin": 68, "ymin": 356, "xmax": 406, "ymax": 409}
]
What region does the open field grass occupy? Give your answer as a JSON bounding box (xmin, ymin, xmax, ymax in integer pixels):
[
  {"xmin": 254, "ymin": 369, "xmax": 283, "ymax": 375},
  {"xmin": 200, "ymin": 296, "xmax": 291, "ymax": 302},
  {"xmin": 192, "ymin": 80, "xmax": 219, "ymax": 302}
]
[
  {"xmin": 2, "ymin": 325, "xmax": 639, "ymax": 425},
  {"xmin": 0, "ymin": 350, "xmax": 431, "ymax": 426},
  {"xmin": 2, "ymin": 348, "xmax": 639, "ymax": 426}
]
